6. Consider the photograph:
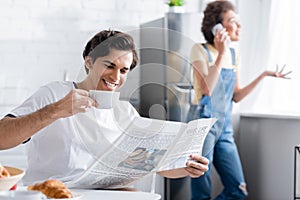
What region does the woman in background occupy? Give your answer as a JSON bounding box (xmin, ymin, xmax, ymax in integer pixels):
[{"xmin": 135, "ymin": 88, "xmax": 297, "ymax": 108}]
[{"xmin": 188, "ymin": 1, "xmax": 291, "ymax": 199}]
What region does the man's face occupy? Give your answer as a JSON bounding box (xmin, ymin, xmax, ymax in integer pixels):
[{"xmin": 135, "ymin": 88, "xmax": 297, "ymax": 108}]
[{"xmin": 86, "ymin": 49, "xmax": 133, "ymax": 91}]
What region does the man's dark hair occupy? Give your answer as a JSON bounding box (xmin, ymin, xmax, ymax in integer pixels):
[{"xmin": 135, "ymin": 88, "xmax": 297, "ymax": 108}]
[
  {"xmin": 82, "ymin": 30, "xmax": 138, "ymax": 74},
  {"xmin": 201, "ymin": 0, "xmax": 235, "ymax": 44}
]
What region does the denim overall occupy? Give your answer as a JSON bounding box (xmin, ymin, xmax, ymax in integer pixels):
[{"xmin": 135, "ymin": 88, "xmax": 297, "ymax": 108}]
[{"xmin": 190, "ymin": 44, "xmax": 247, "ymax": 200}]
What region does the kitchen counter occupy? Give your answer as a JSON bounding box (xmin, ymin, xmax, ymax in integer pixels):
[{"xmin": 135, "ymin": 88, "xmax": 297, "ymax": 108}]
[
  {"xmin": 237, "ymin": 114, "xmax": 300, "ymax": 200},
  {"xmin": 240, "ymin": 112, "xmax": 300, "ymax": 120}
]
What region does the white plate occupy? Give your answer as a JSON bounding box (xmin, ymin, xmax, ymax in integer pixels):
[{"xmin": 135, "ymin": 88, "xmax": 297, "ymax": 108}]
[
  {"xmin": 42, "ymin": 192, "xmax": 82, "ymax": 200},
  {"xmin": 0, "ymin": 190, "xmax": 42, "ymax": 200}
]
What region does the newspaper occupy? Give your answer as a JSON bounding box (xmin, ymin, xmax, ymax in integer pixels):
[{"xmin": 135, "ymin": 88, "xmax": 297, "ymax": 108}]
[{"xmin": 68, "ymin": 113, "xmax": 216, "ymax": 189}]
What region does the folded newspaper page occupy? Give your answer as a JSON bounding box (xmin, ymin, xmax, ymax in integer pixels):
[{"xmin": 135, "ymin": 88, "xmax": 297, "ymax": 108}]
[{"xmin": 68, "ymin": 109, "xmax": 216, "ymax": 189}]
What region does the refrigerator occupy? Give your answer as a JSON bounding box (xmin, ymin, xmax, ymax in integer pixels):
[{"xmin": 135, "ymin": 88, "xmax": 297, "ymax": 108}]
[{"xmin": 139, "ymin": 12, "xmax": 203, "ymax": 200}]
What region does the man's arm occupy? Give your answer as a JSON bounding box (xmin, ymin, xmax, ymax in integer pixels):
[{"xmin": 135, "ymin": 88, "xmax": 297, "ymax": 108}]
[
  {"xmin": 0, "ymin": 105, "xmax": 60, "ymax": 150},
  {"xmin": 0, "ymin": 89, "xmax": 96, "ymax": 150},
  {"xmin": 157, "ymin": 154, "xmax": 209, "ymax": 178}
]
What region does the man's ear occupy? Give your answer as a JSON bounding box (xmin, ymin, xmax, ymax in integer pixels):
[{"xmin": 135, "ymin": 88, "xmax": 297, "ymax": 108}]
[{"xmin": 84, "ymin": 56, "xmax": 93, "ymax": 70}]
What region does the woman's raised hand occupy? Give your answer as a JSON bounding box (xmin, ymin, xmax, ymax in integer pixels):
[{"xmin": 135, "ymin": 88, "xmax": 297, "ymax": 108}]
[{"xmin": 264, "ymin": 64, "xmax": 292, "ymax": 79}]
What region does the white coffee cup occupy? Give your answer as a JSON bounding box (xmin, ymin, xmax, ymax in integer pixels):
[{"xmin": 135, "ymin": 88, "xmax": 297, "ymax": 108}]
[
  {"xmin": 89, "ymin": 90, "xmax": 119, "ymax": 109},
  {"xmin": 0, "ymin": 190, "xmax": 43, "ymax": 200}
]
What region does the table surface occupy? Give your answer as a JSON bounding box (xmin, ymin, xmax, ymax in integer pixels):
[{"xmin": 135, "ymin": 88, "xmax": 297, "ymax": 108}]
[
  {"xmin": 5, "ymin": 187, "xmax": 161, "ymax": 200},
  {"xmin": 72, "ymin": 189, "xmax": 161, "ymax": 200}
]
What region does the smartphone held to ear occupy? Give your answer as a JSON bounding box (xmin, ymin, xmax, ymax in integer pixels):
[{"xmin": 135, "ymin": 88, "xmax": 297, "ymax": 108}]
[
  {"xmin": 211, "ymin": 23, "xmax": 224, "ymax": 36},
  {"xmin": 211, "ymin": 23, "xmax": 231, "ymax": 45}
]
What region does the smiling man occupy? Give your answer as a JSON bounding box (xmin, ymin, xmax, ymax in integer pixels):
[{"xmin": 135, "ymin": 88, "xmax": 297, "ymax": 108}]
[{"xmin": 0, "ymin": 30, "xmax": 209, "ymax": 187}]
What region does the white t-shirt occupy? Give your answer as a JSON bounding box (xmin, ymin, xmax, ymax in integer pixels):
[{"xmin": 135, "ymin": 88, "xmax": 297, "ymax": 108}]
[{"xmin": 9, "ymin": 81, "xmax": 139, "ymax": 185}]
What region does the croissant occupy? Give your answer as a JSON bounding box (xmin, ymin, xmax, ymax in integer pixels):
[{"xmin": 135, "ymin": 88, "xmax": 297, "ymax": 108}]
[{"xmin": 28, "ymin": 179, "xmax": 73, "ymax": 199}]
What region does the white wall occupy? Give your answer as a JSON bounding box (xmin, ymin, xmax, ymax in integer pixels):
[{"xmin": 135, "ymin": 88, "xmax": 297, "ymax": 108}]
[{"xmin": 0, "ymin": 0, "xmax": 159, "ymax": 117}]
